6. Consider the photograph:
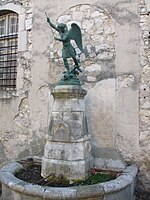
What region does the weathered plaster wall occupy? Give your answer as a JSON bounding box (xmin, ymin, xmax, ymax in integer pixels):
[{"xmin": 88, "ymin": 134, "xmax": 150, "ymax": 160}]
[
  {"xmin": 0, "ymin": 0, "xmax": 49, "ymax": 166},
  {"xmin": 0, "ymin": 0, "xmax": 33, "ymax": 165}
]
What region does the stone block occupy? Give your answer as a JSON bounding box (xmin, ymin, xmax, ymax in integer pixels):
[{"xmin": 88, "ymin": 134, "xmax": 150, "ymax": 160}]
[
  {"xmin": 41, "ymin": 157, "xmax": 91, "ymax": 179},
  {"xmin": 103, "ymin": 181, "xmax": 134, "ymax": 200},
  {"xmin": 117, "ymin": 75, "xmax": 135, "ymax": 89},
  {"xmin": 72, "ymin": 11, "xmax": 84, "ymax": 21},
  {"xmin": 44, "ymin": 140, "xmax": 91, "ymax": 161},
  {"xmin": 80, "ymin": 4, "xmax": 90, "ymax": 11},
  {"xmin": 18, "ymin": 30, "xmax": 27, "ymax": 52},
  {"xmin": 63, "ymin": 111, "xmax": 86, "ymax": 138},
  {"xmin": 85, "ymin": 64, "xmax": 102, "ymax": 73},
  {"xmin": 49, "ymin": 117, "xmax": 71, "ymax": 142},
  {"xmin": 75, "ymin": 184, "xmax": 104, "ymax": 199},
  {"xmin": 70, "ymin": 98, "xmax": 85, "ymax": 112},
  {"xmin": 145, "ymin": 0, "xmax": 150, "ymax": 11},
  {"xmin": 53, "ymin": 98, "xmax": 85, "ymax": 112},
  {"xmin": 52, "ymin": 85, "xmax": 87, "ymax": 99},
  {"xmin": 25, "ymin": 18, "xmax": 32, "ymax": 31},
  {"xmin": 53, "ymin": 99, "xmax": 71, "ymax": 112},
  {"xmin": 49, "ymin": 112, "xmax": 88, "ymax": 141},
  {"xmin": 44, "ymin": 187, "xmax": 77, "ymax": 200},
  {"xmin": 87, "ymin": 76, "xmax": 96, "ymax": 82},
  {"xmin": 24, "ymin": 184, "xmax": 45, "ymax": 197},
  {"xmin": 18, "ymin": 14, "xmax": 26, "ymax": 31},
  {"xmin": 50, "ymin": 112, "xmax": 63, "ymax": 124}
]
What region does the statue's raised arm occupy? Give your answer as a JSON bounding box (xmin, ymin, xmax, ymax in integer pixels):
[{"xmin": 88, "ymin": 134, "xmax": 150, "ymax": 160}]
[{"xmin": 46, "ymin": 17, "xmax": 59, "ymax": 32}]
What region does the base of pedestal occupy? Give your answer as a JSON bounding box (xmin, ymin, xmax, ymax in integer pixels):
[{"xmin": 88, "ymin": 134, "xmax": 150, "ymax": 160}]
[
  {"xmin": 44, "ymin": 139, "xmax": 91, "ymax": 161},
  {"xmin": 41, "ymin": 156, "xmax": 92, "ymax": 180}
]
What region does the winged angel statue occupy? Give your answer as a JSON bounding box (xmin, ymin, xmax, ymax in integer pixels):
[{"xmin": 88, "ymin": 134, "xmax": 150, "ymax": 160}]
[{"xmin": 46, "ymin": 16, "xmax": 83, "ymax": 83}]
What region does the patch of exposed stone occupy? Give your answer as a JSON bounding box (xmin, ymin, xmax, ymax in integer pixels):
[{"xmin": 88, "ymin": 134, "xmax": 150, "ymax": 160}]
[
  {"xmin": 12, "ymin": 97, "xmax": 31, "ymax": 135},
  {"xmin": 116, "ymin": 74, "xmax": 135, "ymax": 89},
  {"xmin": 139, "ymin": 0, "xmax": 150, "ymax": 192},
  {"xmin": 49, "ymin": 4, "xmax": 115, "ymax": 88},
  {"xmin": 19, "ymin": 0, "xmax": 33, "ymax": 95}
]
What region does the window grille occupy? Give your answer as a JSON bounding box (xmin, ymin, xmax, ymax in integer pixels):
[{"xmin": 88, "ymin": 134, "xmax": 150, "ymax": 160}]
[{"xmin": 0, "ymin": 11, "xmax": 18, "ymax": 91}]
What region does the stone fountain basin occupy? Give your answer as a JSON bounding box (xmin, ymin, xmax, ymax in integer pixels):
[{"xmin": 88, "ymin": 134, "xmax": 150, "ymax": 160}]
[{"xmin": 0, "ymin": 161, "xmax": 138, "ymax": 200}]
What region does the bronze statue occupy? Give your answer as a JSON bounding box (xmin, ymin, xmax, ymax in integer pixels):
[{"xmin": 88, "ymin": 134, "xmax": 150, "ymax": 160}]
[{"xmin": 46, "ymin": 14, "xmax": 83, "ymax": 82}]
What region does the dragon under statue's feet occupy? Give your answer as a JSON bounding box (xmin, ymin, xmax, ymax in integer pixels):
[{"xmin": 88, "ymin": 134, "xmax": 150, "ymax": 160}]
[{"xmin": 58, "ymin": 69, "xmax": 81, "ymax": 86}]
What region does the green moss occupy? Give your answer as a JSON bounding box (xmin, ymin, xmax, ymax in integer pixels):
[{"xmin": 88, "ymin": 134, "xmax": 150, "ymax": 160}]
[
  {"xmin": 71, "ymin": 173, "xmax": 115, "ymax": 186},
  {"xmin": 71, "ymin": 178, "xmax": 85, "ymax": 186},
  {"xmin": 83, "ymin": 173, "xmax": 115, "ymax": 185},
  {"xmin": 46, "ymin": 173, "xmax": 115, "ymax": 187}
]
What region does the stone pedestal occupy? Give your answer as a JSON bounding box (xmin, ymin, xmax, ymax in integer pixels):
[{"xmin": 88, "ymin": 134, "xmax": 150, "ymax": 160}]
[{"xmin": 41, "ymin": 85, "xmax": 92, "ymax": 180}]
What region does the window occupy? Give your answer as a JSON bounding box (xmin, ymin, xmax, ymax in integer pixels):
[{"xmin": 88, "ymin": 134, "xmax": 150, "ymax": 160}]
[{"xmin": 0, "ymin": 11, "xmax": 18, "ymax": 91}]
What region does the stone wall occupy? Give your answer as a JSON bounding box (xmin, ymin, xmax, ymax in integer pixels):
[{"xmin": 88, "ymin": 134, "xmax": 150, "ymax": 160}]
[{"xmin": 138, "ymin": 0, "xmax": 150, "ymax": 192}]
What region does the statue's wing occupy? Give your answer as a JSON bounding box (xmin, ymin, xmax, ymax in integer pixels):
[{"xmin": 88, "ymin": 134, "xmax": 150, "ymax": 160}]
[{"xmin": 70, "ymin": 23, "xmax": 83, "ymax": 52}]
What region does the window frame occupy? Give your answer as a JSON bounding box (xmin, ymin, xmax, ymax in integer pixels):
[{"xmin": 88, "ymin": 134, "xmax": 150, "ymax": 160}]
[
  {"xmin": 0, "ymin": 3, "xmax": 27, "ymax": 98},
  {"xmin": 0, "ymin": 11, "xmax": 18, "ymax": 91}
]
